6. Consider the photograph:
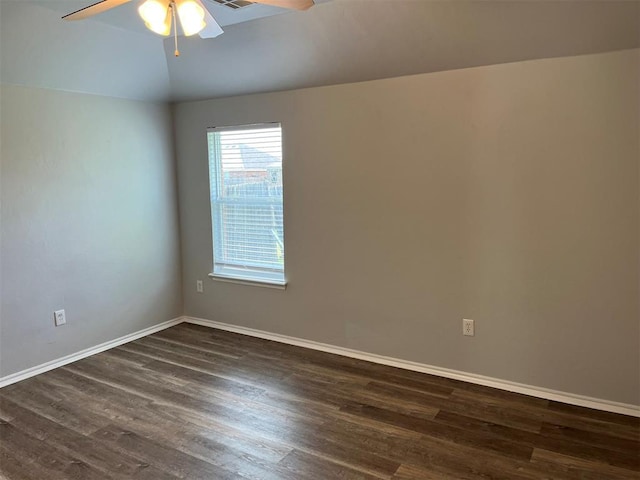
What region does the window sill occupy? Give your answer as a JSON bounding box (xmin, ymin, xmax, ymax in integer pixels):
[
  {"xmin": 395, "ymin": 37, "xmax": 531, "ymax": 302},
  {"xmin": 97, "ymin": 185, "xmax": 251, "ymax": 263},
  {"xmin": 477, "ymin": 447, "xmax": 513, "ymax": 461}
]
[{"xmin": 208, "ymin": 273, "xmax": 287, "ymax": 290}]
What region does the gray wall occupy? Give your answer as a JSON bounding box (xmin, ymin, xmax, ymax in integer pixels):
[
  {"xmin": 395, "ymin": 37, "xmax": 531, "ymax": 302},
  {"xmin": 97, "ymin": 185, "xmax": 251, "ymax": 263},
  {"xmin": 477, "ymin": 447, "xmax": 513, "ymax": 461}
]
[
  {"xmin": 0, "ymin": 84, "xmax": 182, "ymax": 376},
  {"xmin": 174, "ymin": 49, "xmax": 640, "ymax": 405}
]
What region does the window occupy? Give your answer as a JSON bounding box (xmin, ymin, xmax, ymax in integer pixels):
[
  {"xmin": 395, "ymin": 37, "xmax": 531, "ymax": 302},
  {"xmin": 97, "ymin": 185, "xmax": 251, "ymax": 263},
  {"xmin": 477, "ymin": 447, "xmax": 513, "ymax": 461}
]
[{"xmin": 207, "ymin": 123, "xmax": 285, "ymax": 286}]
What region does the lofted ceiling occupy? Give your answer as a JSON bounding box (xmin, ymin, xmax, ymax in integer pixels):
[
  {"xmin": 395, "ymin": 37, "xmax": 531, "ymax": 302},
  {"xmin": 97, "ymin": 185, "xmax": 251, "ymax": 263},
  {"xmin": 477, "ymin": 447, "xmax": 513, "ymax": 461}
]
[{"xmin": 1, "ymin": 0, "xmax": 639, "ymax": 103}]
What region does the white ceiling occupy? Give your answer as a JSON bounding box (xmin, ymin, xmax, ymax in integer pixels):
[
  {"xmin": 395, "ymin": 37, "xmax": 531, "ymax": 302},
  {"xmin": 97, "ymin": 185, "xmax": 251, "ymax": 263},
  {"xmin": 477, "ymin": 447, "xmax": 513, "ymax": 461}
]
[{"xmin": 1, "ymin": 0, "xmax": 639, "ymax": 103}]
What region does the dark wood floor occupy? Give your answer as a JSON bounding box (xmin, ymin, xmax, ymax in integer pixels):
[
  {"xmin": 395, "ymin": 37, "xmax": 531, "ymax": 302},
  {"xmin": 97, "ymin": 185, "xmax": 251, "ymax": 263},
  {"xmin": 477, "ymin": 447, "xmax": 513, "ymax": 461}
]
[{"xmin": 1, "ymin": 323, "xmax": 638, "ymax": 479}]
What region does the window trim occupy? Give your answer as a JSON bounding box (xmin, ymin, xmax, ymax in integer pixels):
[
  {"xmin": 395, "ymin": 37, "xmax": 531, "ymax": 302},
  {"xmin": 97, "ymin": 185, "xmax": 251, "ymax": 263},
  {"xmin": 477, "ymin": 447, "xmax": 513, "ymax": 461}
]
[
  {"xmin": 207, "ymin": 122, "xmax": 287, "ymax": 288},
  {"xmin": 208, "ymin": 272, "xmax": 287, "ymax": 290}
]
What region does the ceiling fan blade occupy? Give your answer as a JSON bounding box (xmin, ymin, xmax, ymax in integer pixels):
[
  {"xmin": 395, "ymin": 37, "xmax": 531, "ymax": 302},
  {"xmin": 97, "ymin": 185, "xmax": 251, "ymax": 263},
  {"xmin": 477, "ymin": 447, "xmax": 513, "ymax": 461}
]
[
  {"xmin": 62, "ymin": 0, "xmax": 132, "ymax": 20},
  {"xmin": 197, "ymin": 0, "xmax": 224, "ymax": 38},
  {"xmin": 250, "ymin": 0, "xmax": 314, "ymax": 10}
]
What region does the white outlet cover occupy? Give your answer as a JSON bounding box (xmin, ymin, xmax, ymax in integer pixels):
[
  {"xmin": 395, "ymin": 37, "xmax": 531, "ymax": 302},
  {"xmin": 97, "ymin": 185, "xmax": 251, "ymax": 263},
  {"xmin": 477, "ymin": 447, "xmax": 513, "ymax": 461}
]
[
  {"xmin": 463, "ymin": 318, "xmax": 474, "ymax": 336},
  {"xmin": 196, "ymin": 280, "xmax": 204, "ymax": 293},
  {"xmin": 54, "ymin": 309, "xmax": 66, "ymax": 326}
]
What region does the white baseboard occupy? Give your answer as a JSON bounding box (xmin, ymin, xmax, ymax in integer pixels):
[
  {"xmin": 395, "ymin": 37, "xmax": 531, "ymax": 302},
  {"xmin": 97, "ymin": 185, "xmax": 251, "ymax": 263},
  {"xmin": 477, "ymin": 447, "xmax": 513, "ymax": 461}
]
[
  {"xmin": 0, "ymin": 317, "xmax": 185, "ymax": 388},
  {"xmin": 3, "ymin": 314, "xmax": 637, "ymax": 417},
  {"xmin": 185, "ymin": 316, "xmax": 640, "ymax": 418}
]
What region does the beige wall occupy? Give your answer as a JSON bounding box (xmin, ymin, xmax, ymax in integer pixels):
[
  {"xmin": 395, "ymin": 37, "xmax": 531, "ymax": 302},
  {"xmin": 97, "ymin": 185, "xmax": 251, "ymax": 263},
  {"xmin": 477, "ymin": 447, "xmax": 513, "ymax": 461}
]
[
  {"xmin": 174, "ymin": 49, "xmax": 640, "ymax": 405},
  {"xmin": 0, "ymin": 85, "xmax": 183, "ymax": 376}
]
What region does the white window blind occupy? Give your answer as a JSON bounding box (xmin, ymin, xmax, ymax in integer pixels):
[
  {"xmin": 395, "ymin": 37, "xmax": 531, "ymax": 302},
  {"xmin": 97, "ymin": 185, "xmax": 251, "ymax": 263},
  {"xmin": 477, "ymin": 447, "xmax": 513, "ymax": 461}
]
[{"xmin": 207, "ymin": 124, "xmax": 285, "ymax": 285}]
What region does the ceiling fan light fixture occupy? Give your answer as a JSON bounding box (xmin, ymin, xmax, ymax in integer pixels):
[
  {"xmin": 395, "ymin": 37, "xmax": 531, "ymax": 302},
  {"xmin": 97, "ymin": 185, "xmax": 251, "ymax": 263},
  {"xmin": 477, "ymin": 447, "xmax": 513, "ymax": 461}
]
[
  {"xmin": 138, "ymin": 0, "xmax": 171, "ymax": 36},
  {"xmin": 144, "ymin": 15, "xmax": 172, "ymax": 36},
  {"xmin": 176, "ymin": 0, "xmax": 206, "ymax": 36},
  {"xmin": 63, "ymin": 0, "xmax": 315, "ymax": 56}
]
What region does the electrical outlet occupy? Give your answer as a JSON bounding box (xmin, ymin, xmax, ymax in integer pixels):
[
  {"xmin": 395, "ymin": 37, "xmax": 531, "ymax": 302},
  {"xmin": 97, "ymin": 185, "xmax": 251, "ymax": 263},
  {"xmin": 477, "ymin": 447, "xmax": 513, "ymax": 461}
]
[
  {"xmin": 196, "ymin": 280, "xmax": 204, "ymax": 293},
  {"xmin": 54, "ymin": 309, "xmax": 66, "ymax": 326},
  {"xmin": 463, "ymin": 318, "xmax": 474, "ymax": 336}
]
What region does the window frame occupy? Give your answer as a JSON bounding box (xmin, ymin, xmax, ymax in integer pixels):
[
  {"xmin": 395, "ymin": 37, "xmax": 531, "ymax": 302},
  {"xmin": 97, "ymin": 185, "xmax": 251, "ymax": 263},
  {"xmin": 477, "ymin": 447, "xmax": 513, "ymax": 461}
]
[{"xmin": 206, "ymin": 122, "xmax": 287, "ymax": 289}]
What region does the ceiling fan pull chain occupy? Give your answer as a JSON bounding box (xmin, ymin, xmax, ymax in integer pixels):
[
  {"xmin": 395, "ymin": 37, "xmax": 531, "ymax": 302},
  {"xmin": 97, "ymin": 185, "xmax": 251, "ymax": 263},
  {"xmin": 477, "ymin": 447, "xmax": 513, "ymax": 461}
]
[{"xmin": 172, "ymin": 1, "xmax": 180, "ymax": 57}]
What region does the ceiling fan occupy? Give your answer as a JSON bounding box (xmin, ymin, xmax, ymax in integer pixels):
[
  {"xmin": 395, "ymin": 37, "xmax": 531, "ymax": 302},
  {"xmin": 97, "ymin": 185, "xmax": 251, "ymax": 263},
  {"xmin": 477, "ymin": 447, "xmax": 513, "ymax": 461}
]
[{"xmin": 63, "ymin": 0, "xmax": 315, "ymax": 56}]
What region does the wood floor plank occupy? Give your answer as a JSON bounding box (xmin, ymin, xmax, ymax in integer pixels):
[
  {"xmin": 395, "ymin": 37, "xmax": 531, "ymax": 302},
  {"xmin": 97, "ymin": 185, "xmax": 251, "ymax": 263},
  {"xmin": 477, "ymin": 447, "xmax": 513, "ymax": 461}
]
[
  {"xmin": 433, "ymin": 410, "xmax": 639, "ymax": 470},
  {"xmin": 1, "ymin": 324, "xmax": 638, "ymax": 480},
  {"xmin": 392, "ymin": 464, "xmax": 465, "ymax": 480},
  {"xmin": 352, "ymin": 381, "xmax": 545, "ymax": 433},
  {"xmin": 530, "ymin": 448, "xmax": 640, "ymax": 480},
  {"xmin": 0, "ymin": 398, "xmax": 171, "ymax": 479},
  {"xmin": 450, "ymin": 388, "xmax": 638, "ymax": 439},
  {"xmin": 0, "ymin": 446, "xmax": 43, "ymax": 480},
  {"xmin": 135, "ymin": 334, "xmax": 244, "ymax": 361},
  {"xmin": 116, "ymin": 342, "xmax": 293, "ymax": 389},
  {"xmin": 66, "ymin": 350, "xmax": 268, "ymax": 403},
  {"xmin": 37, "ymin": 368, "xmax": 298, "ymax": 475},
  {"xmin": 83, "ymin": 366, "xmax": 404, "ymax": 479},
  {"xmin": 92, "ymin": 424, "xmax": 242, "ymax": 480},
  {"xmin": 33, "ymin": 368, "xmax": 206, "ymax": 445},
  {"xmin": 402, "ymin": 435, "xmax": 570, "ymax": 480},
  {"xmin": 450, "ymin": 383, "xmax": 550, "ymax": 409},
  {"xmin": 277, "ymin": 449, "xmax": 386, "ymax": 480},
  {"xmin": 539, "ymin": 421, "xmax": 640, "ymax": 455},
  {"xmin": 153, "ymin": 324, "xmax": 253, "ymax": 357},
  {"xmin": 1, "ymin": 419, "xmax": 108, "ymax": 480},
  {"xmin": 364, "ymin": 379, "xmax": 453, "ymax": 400},
  {"xmin": 61, "ymin": 356, "xmax": 331, "ymax": 446},
  {"xmin": 0, "ymin": 379, "xmax": 112, "ymax": 436},
  {"xmin": 137, "ymin": 354, "xmax": 335, "ymax": 419},
  {"xmin": 340, "ymin": 402, "xmax": 534, "ymax": 461},
  {"xmin": 547, "ymin": 401, "xmax": 640, "ymax": 427},
  {"xmin": 348, "ymin": 429, "xmax": 543, "ymax": 480}
]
